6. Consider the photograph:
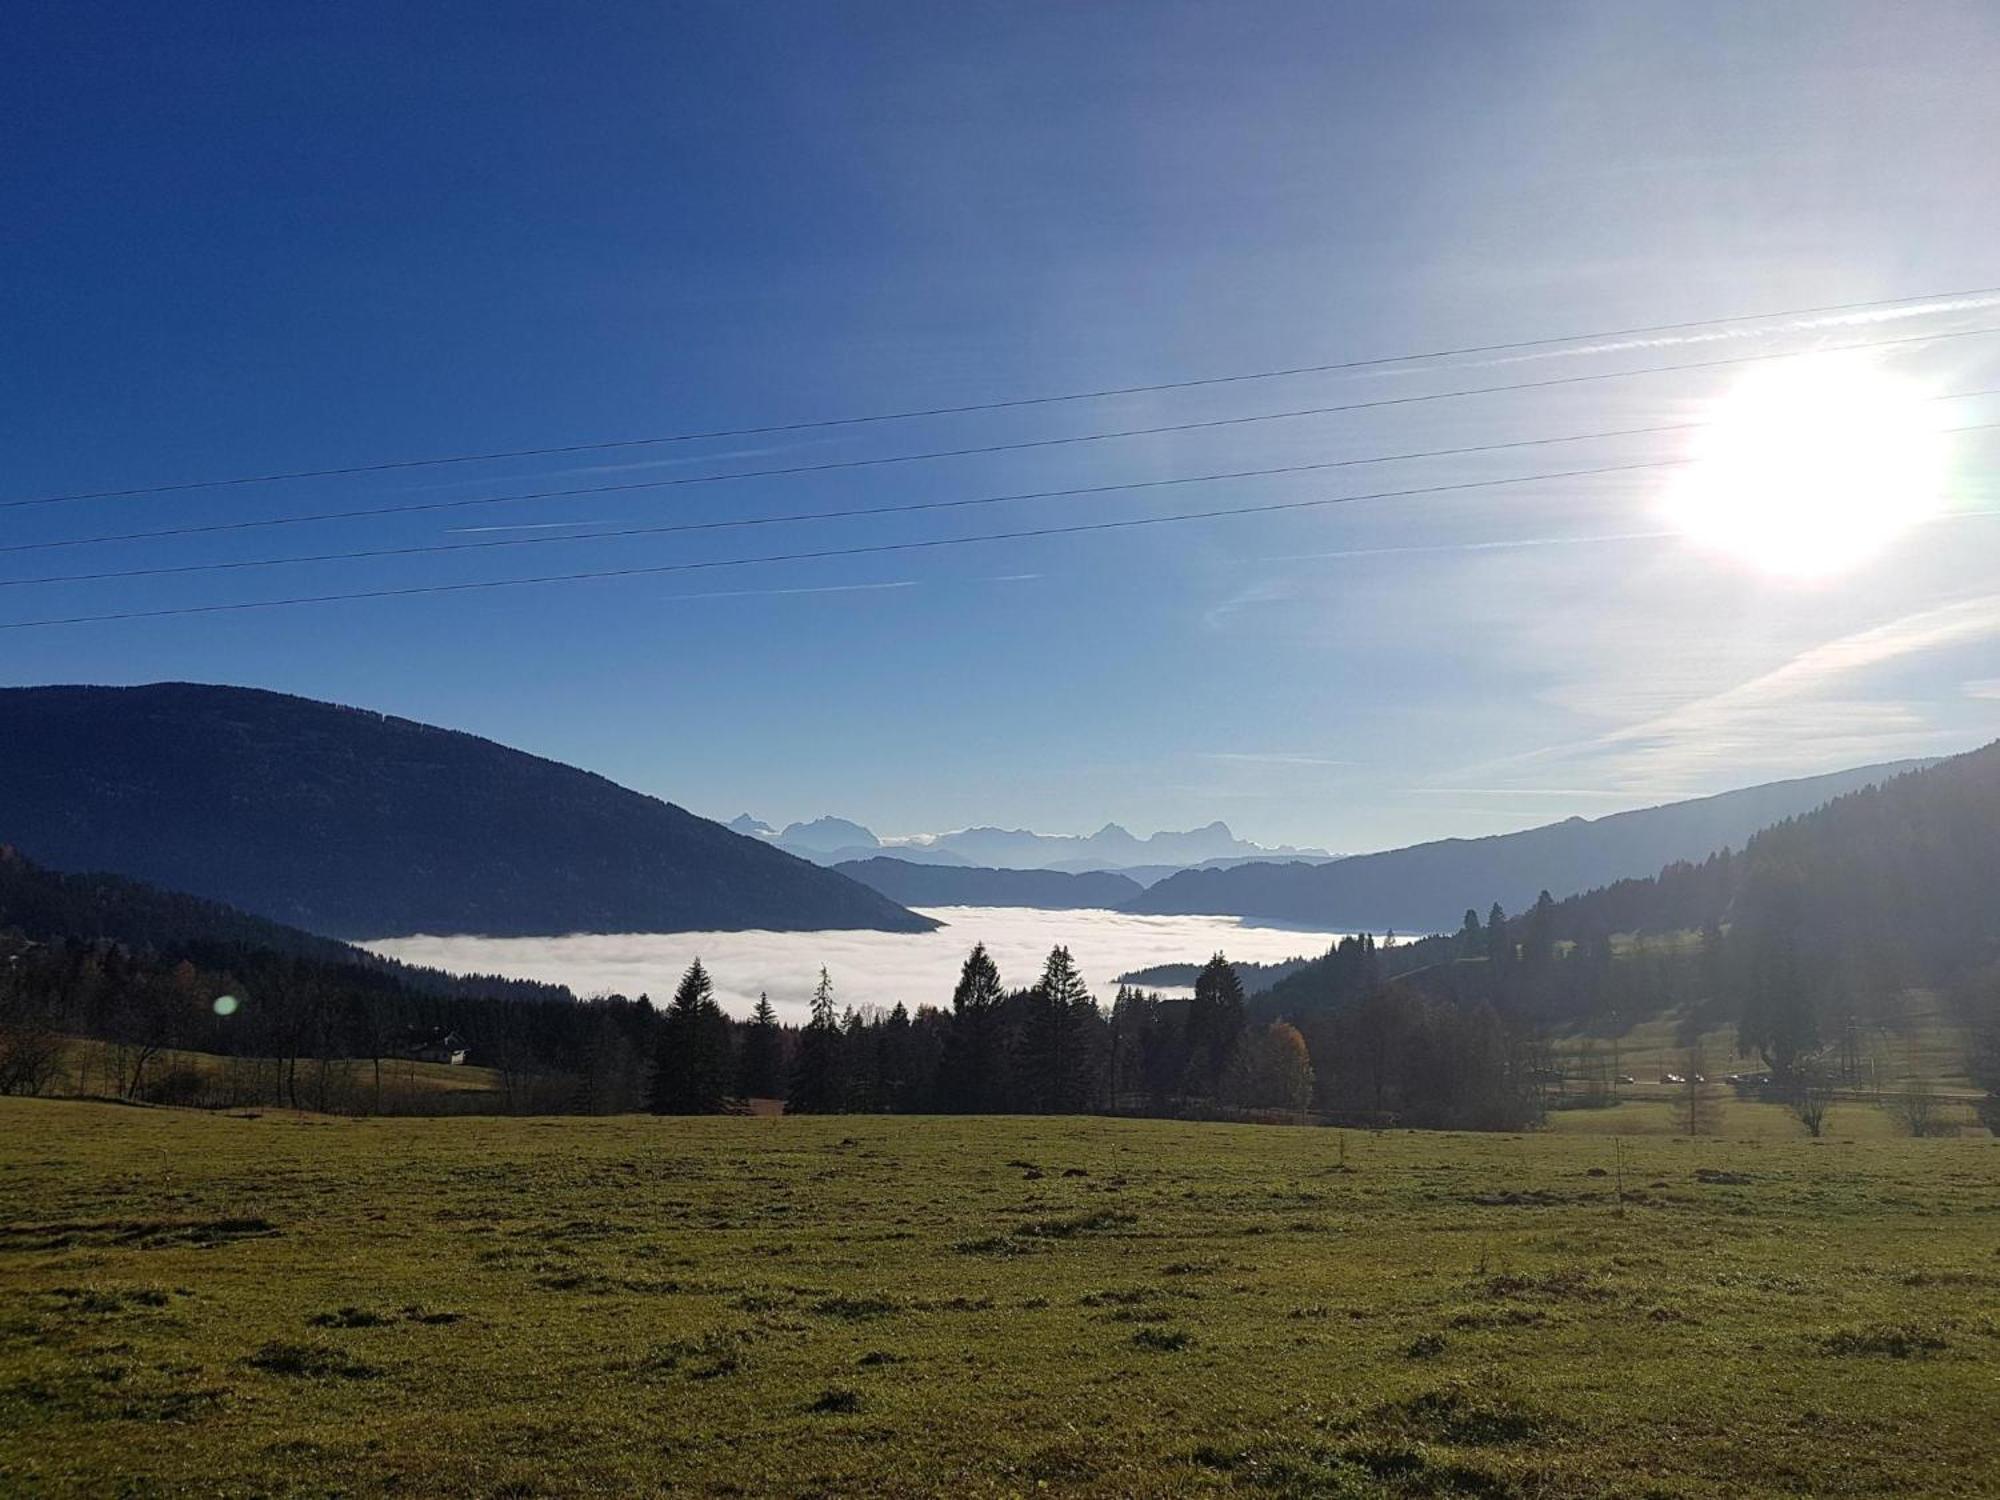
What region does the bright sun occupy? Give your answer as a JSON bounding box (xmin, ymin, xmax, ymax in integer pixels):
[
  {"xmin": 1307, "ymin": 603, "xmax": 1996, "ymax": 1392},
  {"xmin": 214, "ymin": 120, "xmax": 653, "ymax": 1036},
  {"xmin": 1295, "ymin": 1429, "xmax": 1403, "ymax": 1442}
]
[{"xmin": 1662, "ymin": 354, "xmax": 1946, "ymax": 578}]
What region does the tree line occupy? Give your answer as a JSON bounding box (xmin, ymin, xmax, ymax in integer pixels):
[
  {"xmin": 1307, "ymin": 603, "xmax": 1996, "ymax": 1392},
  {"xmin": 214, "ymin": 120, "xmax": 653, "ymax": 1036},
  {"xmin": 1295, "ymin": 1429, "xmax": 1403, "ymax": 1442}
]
[
  {"xmin": 10, "ymin": 736, "xmax": 1999, "ymax": 1131},
  {"xmin": 637, "ymin": 939, "xmax": 1539, "ymax": 1130}
]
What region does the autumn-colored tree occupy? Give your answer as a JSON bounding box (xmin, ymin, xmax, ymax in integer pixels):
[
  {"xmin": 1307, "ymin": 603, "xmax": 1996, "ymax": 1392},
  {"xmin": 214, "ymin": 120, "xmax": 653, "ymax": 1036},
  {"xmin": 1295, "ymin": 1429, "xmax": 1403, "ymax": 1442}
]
[{"xmin": 1222, "ymin": 1020, "xmax": 1315, "ymax": 1117}]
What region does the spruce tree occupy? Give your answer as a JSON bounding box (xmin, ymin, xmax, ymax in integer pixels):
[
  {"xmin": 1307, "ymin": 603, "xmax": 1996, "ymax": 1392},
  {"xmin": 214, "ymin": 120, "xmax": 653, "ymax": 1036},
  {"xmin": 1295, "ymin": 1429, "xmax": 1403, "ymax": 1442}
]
[
  {"xmin": 877, "ymin": 1002, "xmax": 914, "ymax": 1111},
  {"xmin": 1525, "ymin": 890, "xmax": 1557, "ymax": 966},
  {"xmin": 1186, "ymin": 953, "xmax": 1247, "ymax": 1097},
  {"xmin": 1021, "ymin": 945, "xmax": 1098, "ymax": 1113},
  {"xmin": 787, "ymin": 967, "xmax": 844, "ymax": 1113},
  {"xmin": 1459, "ymin": 907, "xmax": 1482, "ymax": 958},
  {"xmin": 650, "ymin": 958, "xmax": 730, "ymax": 1113},
  {"xmin": 737, "ymin": 992, "xmax": 783, "ymax": 1101},
  {"xmin": 941, "ymin": 942, "xmax": 1006, "ymax": 1112},
  {"xmin": 841, "ymin": 1006, "xmax": 880, "ymax": 1111}
]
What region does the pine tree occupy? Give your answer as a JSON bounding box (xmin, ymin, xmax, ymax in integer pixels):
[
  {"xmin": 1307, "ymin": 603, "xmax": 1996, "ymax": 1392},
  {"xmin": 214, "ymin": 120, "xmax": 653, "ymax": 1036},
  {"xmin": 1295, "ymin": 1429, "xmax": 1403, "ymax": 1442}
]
[
  {"xmin": 787, "ymin": 967, "xmax": 844, "ymax": 1114},
  {"xmin": 736, "ymin": 992, "xmax": 783, "ymax": 1100},
  {"xmin": 877, "ymin": 1002, "xmax": 914, "ymax": 1111},
  {"xmin": 841, "ymin": 1006, "xmax": 880, "ymax": 1110},
  {"xmin": 1524, "ymin": 890, "xmax": 1557, "ymax": 966},
  {"xmin": 940, "ymin": 942, "xmax": 1006, "ymax": 1112},
  {"xmin": 1485, "ymin": 903, "xmax": 1510, "ymax": 965},
  {"xmin": 1186, "ymin": 953, "xmax": 1247, "ymax": 1097},
  {"xmin": 650, "ymin": 958, "xmax": 731, "ymax": 1114},
  {"xmin": 1020, "ymin": 946, "xmax": 1098, "ymax": 1113},
  {"xmin": 1459, "ymin": 907, "xmax": 1482, "ymax": 959}
]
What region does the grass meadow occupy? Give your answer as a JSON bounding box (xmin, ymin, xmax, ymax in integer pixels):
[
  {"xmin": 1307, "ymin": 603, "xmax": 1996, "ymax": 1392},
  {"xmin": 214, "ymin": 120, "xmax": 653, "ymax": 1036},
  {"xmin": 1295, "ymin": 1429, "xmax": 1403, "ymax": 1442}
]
[{"xmin": 4, "ymin": 1099, "xmax": 1998, "ymax": 1497}]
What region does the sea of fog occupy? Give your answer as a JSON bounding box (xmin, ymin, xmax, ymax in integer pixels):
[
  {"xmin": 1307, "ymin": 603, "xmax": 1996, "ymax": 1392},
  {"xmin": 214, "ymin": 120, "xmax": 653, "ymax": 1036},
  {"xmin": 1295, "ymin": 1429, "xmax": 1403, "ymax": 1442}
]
[{"xmin": 365, "ymin": 906, "xmax": 1351, "ymax": 1023}]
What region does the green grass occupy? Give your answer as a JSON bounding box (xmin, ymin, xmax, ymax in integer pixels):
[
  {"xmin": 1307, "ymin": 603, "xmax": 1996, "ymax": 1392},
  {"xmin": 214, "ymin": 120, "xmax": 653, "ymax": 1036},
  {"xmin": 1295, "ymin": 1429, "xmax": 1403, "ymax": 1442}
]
[
  {"xmin": 52, "ymin": 1035, "xmax": 507, "ymax": 1106},
  {"xmin": 1543, "ymin": 995, "xmax": 1987, "ymax": 1137},
  {"xmin": 3, "ymin": 1100, "xmax": 1998, "ymax": 1497}
]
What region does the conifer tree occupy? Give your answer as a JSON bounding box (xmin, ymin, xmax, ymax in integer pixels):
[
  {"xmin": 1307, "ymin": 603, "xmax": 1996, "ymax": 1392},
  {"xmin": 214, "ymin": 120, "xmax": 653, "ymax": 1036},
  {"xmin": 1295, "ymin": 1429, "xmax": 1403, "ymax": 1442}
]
[
  {"xmin": 1525, "ymin": 890, "xmax": 1557, "ymax": 966},
  {"xmin": 940, "ymin": 942, "xmax": 1006, "ymax": 1112},
  {"xmin": 787, "ymin": 967, "xmax": 844, "ymax": 1114},
  {"xmin": 877, "ymin": 1002, "xmax": 914, "ymax": 1111},
  {"xmin": 737, "ymin": 992, "xmax": 783, "ymax": 1100},
  {"xmin": 1020, "ymin": 945, "xmax": 1098, "ymax": 1112},
  {"xmin": 650, "ymin": 958, "xmax": 731, "ymax": 1114},
  {"xmin": 1186, "ymin": 953, "xmax": 1247, "ymax": 1096}
]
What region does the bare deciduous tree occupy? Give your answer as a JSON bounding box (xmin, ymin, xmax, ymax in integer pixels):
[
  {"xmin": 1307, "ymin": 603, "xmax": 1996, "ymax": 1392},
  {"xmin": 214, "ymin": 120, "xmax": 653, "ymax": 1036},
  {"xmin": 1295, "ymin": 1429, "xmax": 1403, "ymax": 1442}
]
[{"xmin": 1788, "ymin": 1061, "xmax": 1834, "ymax": 1137}]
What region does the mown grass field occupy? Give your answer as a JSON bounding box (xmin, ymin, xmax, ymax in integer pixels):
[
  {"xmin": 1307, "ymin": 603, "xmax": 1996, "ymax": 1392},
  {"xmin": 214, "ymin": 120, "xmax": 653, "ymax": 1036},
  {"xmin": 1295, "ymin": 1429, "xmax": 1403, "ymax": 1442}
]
[{"xmin": 3, "ymin": 1100, "xmax": 1997, "ymax": 1498}]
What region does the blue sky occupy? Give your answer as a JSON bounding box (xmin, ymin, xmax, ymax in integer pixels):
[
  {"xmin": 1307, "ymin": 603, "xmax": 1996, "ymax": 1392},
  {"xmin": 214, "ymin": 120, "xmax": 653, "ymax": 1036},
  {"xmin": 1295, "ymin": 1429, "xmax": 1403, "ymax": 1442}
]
[{"xmin": 6, "ymin": 1, "xmax": 1999, "ymax": 852}]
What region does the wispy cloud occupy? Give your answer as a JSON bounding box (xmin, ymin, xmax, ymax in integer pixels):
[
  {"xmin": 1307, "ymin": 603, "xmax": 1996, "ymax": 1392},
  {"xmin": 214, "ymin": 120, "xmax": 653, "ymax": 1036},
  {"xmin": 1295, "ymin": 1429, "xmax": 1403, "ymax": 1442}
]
[
  {"xmin": 1450, "ymin": 594, "xmax": 2000, "ymax": 794},
  {"xmin": 1269, "ymin": 530, "xmax": 1673, "ymax": 565},
  {"xmin": 1472, "ymin": 296, "xmax": 2000, "ymax": 369},
  {"xmin": 1202, "ymin": 577, "xmax": 1295, "ymax": 629},
  {"xmin": 404, "ymin": 440, "xmax": 834, "ymax": 492},
  {"xmin": 1409, "ymin": 786, "xmax": 1648, "ymax": 798},
  {"xmin": 1198, "ymin": 751, "xmax": 1347, "ymax": 768},
  {"xmin": 1965, "ymin": 679, "xmax": 2000, "ymax": 700}
]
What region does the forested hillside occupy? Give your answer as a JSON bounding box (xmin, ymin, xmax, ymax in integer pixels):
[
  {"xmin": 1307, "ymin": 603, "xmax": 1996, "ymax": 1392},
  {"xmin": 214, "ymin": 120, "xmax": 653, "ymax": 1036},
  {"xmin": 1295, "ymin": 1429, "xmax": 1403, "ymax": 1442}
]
[
  {"xmin": 0, "ymin": 847, "xmax": 567, "ymax": 1004},
  {"xmin": 8, "ymin": 744, "xmax": 1994, "ymax": 1133},
  {"xmin": 0, "ymin": 684, "xmax": 936, "ymax": 938},
  {"xmin": 1129, "ymin": 759, "xmax": 1927, "ymax": 930},
  {"xmin": 0, "ymin": 848, "xmax": 640, "ymax": 1108},
  {"xmin": 1257, "ymin": 743, "xmax": 2000, "ymax": 1129}
]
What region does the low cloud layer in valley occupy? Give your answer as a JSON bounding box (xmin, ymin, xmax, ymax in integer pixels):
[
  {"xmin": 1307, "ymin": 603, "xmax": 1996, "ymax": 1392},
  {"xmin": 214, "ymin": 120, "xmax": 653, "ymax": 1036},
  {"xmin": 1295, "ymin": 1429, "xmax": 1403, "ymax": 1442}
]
[{"xmin": 366, "ymin": 906, "xmax": 1348, "ymax": 1023}]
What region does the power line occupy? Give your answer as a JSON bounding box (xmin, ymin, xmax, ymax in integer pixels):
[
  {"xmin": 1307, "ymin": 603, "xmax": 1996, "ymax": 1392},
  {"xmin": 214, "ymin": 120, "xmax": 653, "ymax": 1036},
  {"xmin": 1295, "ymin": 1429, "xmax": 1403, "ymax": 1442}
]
[
  {"xmin": 11, "ymin": 447, "xmax": 1994, "ymax": 632},
  {"xmin": 8, "ymin": 408, "xmax": 1997, "ymax": 593},
  {"xmin": 0, "ymin": 459, "xmax": 1686, "ymax": 628},
  {"xmin": 11, "ymin": 324, "xmax": 1999, "ymax": 558},
  {"xmin": 10, "ymin": 284, "xmax": 2000, "ymax": 509}
]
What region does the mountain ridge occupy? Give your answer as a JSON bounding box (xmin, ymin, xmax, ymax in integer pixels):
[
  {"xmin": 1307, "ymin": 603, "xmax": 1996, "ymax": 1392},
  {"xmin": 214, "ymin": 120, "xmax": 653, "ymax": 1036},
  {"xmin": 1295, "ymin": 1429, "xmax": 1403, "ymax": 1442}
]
[
  {"xmin": 0, "ymin": 683, "xmax": 937, "ymax": 940},
  {"xmin": 1129, "ymin": 758, "xmax": 1933, "ymax": 930},
  {"xmin": 832, "ymin": 857, "xmax": 1145, "ymax": 910},
  {"xmin": 728, "ymin": 812, "xmax": 1334, "ymax": 872}
]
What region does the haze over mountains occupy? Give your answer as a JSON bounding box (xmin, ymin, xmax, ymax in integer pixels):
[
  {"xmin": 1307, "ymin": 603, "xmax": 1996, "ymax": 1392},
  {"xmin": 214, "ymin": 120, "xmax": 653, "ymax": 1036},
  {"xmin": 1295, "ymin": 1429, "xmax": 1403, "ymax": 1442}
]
[
  {"xmin": 0, "ymin": 685, "xmax": 935, "ymax": 940},
  {"xmin": 730, "ymin": 812, "xmax": 1334, "ymax": 874},
  {"xmin": 0, "ymin": 682, "xmax": 1947, "ymax": 955},
  {"xmin": 830, "ymin": 859, "xmax": 1145, "ymax": 912},
  {"xmin": 1129, "ymin": 760, "xmax": 1931, "ymax": 932},
  {"xmin": 1258, "ymin": 739, "xmax": 2000, "ymax": 1027}
]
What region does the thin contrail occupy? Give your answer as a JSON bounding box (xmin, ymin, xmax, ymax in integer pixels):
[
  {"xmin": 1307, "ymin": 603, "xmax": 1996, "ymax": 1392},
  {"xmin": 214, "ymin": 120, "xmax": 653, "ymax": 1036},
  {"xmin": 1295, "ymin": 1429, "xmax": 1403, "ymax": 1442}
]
[{"xmin": 1472, "ymin": 295, "xmax": 2000, "ymax": 368}]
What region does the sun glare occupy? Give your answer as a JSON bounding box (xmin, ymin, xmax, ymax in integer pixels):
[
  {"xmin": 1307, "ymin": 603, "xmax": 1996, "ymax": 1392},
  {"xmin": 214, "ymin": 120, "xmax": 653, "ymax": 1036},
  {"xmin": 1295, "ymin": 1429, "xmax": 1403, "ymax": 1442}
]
[{"xmin": 1663, "ymin": 355, "xmax": 1946, "ymax": 578}]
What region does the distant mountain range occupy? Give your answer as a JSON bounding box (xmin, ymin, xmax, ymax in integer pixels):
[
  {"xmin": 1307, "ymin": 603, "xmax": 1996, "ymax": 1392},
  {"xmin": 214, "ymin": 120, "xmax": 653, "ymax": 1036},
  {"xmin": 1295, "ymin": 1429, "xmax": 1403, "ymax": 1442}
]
[
  {"xmin": 730, "ymin": 813, "xmax": 1333, "ymax": 873},
  {"xmin": 832, "ymin": 858, "xmax": 1145, "ymax": 911},
  {"xmin": 0, "ymin": 684, "xmax": 936, "ymax": 940},
  {"xmin": 1128, "ymin": 759, "xmax": 1931, "ymax": 931}
]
